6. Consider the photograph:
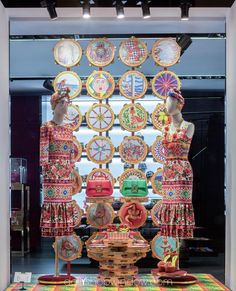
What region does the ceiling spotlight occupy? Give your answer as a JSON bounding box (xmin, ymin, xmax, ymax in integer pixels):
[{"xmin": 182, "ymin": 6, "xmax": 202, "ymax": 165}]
[
  {"xmin": 176, "ymin": 34, "xmax": 192, "ymax": 56},
  {"xmin": 116, "ymin": 0, "xmax": 125, "ymax": 19},
  {"xmin": 180, "ymin": 1, "xmax": 191, "ymax": 21},
  {"xmin": 83, "ymin": 0, "xmax": 91, "ymax": 19},
  {"xmin": 43, "ymin": 79, "xmax": 54, "ymax": 92},
  {"xmin": 40, "ymin": 0, "xmax": 57, "ymax": 20},
  {"xmin": 141, "ymin": 1, "xmax": 150, "ymax": 19}
]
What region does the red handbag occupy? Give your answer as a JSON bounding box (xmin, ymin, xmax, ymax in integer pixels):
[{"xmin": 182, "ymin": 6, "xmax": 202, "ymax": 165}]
[{"xmin": 86, "ymin": 179, "xmax": 113, "ymax": 197}]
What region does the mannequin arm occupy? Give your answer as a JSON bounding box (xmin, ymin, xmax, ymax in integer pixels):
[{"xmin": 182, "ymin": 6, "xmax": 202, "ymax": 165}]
[{"xmin": 186, "ymin": 123, "xmax": 195, "ymax": 139}]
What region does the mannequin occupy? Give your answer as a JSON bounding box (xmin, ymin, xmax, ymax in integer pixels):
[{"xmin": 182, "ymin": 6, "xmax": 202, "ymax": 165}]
[{"xmin": 159, "ymin": 88, "xmax": 195, "ymax": 239}]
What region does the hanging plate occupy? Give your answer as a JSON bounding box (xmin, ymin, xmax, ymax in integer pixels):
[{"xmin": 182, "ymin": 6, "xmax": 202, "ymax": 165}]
[
  {"xmin": 151, "ymin": 136, "xmax": 167, "ymax": 164},
  {"xmin": 119, "ymin": 202, "xmax": 147, "ymax": 229},
  {"xmin": 151, "ymin": 232, "xmax": 177, "ymax": 260},
  {"xmin": 151, "ymin": 200, "xmax": 163, "ymax": 226},
  {"xmin": 151, "ymin": 103, "xmax": 170, "ymax": 131},
  {"xmin": 151, "ymin": 168, "xmax": 163, "ymax": 195},
  {"xmin": 86, "ymin": 203, "xmax": 115, "ymax": 229},
  {"xmin": 64, "ymin": 104, "xmax": 83, "ymax": 131}
]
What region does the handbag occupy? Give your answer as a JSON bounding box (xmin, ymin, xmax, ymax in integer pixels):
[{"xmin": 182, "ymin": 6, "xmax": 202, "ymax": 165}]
[
  {"xmin": 121, "ymin": 179, "xmax": 148, "ymax": 197},
  {"xmin": 86, "ymin": 179, "xmax": 113, "ymax": 197}
]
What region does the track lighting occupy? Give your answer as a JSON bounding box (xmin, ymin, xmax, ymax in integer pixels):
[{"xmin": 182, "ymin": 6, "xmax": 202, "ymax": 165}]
[
  {"xmin": 180, "ymin": 1, "xmax": 191, "ymax": 21},
  {"xmin": 83, "ymin": 0, "xmax": 91, "ymax": 19},
  {"xmin": 176, "ymin": 34, "xmax": 192, "ymax": 56},
  {"xmin": 40, "ymin": 0, "xmax": 57, "ymax": 20},
  {"xmin": 116, "ymin": 0, "xmax": 125, "ymax": 19},
  {"xmin": 141, "ymin": 1, "xmax": 150, "ymax": 19}
]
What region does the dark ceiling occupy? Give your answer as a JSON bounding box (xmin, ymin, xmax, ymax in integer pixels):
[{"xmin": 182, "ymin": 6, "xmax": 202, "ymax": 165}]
[{"xmin": 1, "ymin": 0, "xmax": 235, "ymax": 8}]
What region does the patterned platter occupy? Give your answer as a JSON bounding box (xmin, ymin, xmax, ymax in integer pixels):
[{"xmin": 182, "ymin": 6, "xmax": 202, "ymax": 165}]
[
  {"xmin": 54, "ymin": 234, "xmax": 83, "ymax": 261},
  {"xmin": 119, "ymin": 37, "xmax": 148, "ymax": 67},
  {"xmin": 86, "ymin": 70, "xmax": 115, "ymax": 100},
  {"xmin": 72, "ymin": 200, "xmax": 83, "ymax": 226},
  {"xmin": 119, "ymin": 103, "xmax": 147, "ymax": 132},
  {"xmin": 73, "ymin": 136, "xmax": 83, "ymax": 161},
  {"xmin": 150, "ymin": 168, "xmax": 163, "ymax": 195},
  {"xmin": 86, "ymin": 103, "xmax": 115, "ymax": 132},
  {"xmin": 64, "ymin": 104, "xmax": 83, "ymax": 131},
  {"xmin": 119, "ymin": 136, "xmax": 148, "ymax": 164},
  {"xmin": 53, "ymin": 71, "xmax": 82, "ymax": 99},
  {"xmin": 72, "ymin": 171, "xmax": 83, "ymax": 195},
  {"xmin": 86, "ymin": 203, "xmax": 115, "ymax": 229},
  {"xmin": 86, "ymin": 38, "xmax": 115, "ymax": 67},
  {"xmin": 151, "ymin": 232, "xmax": 177, "ymax": 260},
  {"xmin": 151, "ymin": 136, "xmax": 167, "ymax": 164},
  {"xmin": 119, "ymin": 70, "xmax": 148, "ymax": 100},
  {"xmin": 87, "ymin": 168, "xmax": 115, "ymax": 187},
  {"xmin": 152, "ymin": 70, "xmax": 181, "ymax": 100},
  {"xmin": 53, "ymin": 39, "xmax": 82, "ymax": 68},
  {"xmin": 119, "ymin": 202, "xmax": 147, "ymax": 229},
  {"xmin": 86, "ymin": 136, "xmax": 115, "ymax": 164},
  {"xmin": 152, "ymin": 38, "xmax": 181, "ymax": 67},
  {"xmin": 118, "ymin": 169, "xmax": 147, "ymax": 190},
  {"xmin": 151, "ymin": 103, "xmax": 170, "ymax": 131},
  {"xmin": 151, "ymin": 200, "xmax": 162, "ymax": 226}
]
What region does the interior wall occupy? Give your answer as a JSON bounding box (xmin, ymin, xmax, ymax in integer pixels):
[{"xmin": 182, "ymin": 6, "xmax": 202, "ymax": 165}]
[
  {"xmin": 226, "ymin": 2, "xmax": 236, "ymax": 290},
  {"xmin": 0, "ymin": 1, "xmax": 10, "ymax": 290}
]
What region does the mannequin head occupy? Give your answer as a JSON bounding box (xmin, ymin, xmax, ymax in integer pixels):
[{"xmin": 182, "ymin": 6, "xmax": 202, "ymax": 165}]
[
  {"xmin": 51, "ymin": 87, "xmax": 71, "ymax": 116},
  {"xmin": 165, "ymin": 88, "xmax": 184, "ymax": 116}
]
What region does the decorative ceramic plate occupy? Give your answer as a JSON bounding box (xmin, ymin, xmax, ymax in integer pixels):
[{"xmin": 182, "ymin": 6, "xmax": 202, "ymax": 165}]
[
  {"xmin": 54, "ymin": 234, "xmax": 83, "ymax": 261},
  {"xmin": 119, "ymin": 136, "xmax": 148, "ymax": 164},
  {"xmin": 72, "ymin": 200, "xmax": 83, "ymax": 226},
  {"xmin": 152, "ymin": 70, "xmax": 181, "ymax": 100},
  {"xmin": 53, "ymin": 71, "xmax": 82, "ymax": 99},
  {"xmin": 119, "ymin": 37, "xmax": 148, "ymax": 67},
  {"xmin": 152, "ymin": 38, "xmax": 181, "ymax": 67},
  {"xmin": 72, "ymin": 171, "xmax": 83, "ymax": 195},
  {"xmin": 151, "ymin": 103, "xmax": 170, "ymax": 131},
  {"xmin": 53, "ymin": 39, "xmax": 82, "ymax": 68},
  {"xmin": 119, "ymin": 70, "xmax": 148, "ymax": 100},
  {"xmin": 86, "ymin": 70, "xmax": 115, "ymax": 100},
  {"xmin": 86, "ymin": 103, "xmax": 115, "ymax": 132},
  {"xmin": 118, "ymin": 169, "xmax": 147, "ymax": 189},
  {"xmin": 86, "ymin": 38, "xmax": 115, "ymax": 67},
  {"xmin": 151, "ymin": 232, "xmax": 177, "ymax": 260},
  {"xmin": 86, "ymin": 203, "xmax": 114, "ymax": 229},
  {"xmin": 86, "ymin": 136, "xmax": 114, "ymax": 164},
  {"xmin": 151, "ymin": 168, "xmax": 163, "ymax": 194},
  {"xmin": 87, "ymin": 168, "xmax": 115, "ymax": 186},
  {"xmin": 151, "ymin": 136, "xmax": 167, "ymax": 164},
  {"xmin": 119, "ymin": 202, "xmax": 147, "ymax": 229},
  {"xmin": 119, "ymin": 103, "xmax": 147, "ymax": 132},
  {"xmin": 64, "ymin": 104, "xmax": 83, "ymax": 131},
  {"xmin": 151, "ymin": 200, "xmax": 162, "ymax": 226},
  {"xmin": 73, "ymin": 136, "xmax": 83, "ymax": 161}
]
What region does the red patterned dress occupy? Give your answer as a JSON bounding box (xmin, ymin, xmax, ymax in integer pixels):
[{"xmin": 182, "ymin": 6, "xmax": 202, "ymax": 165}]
[
  {"xmin": 159, "ymin": 120, "xmax": 195, "ymax": 239},
  {"xmin": 40, "ymin": 120, "xmax": 80, "ymax": 237}
]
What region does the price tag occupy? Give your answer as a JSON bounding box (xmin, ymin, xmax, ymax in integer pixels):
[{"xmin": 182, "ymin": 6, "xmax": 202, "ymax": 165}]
[{"xmin": 14, "ymin": 272, "xmax": 32, "ymax": 283}]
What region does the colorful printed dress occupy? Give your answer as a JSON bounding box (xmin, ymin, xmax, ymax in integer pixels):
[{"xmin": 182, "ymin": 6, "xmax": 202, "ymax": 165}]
[
  {"xmin": 159, "ymin": 120, "xmax": 195, "ymax": 239},
  {"xmin": 40, "ymin": 120, "xmax": 79, "ymax": 237}
]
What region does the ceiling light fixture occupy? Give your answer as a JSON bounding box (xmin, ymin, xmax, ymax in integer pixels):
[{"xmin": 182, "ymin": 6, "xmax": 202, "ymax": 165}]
[
  {"xmin": 180, "ymin": 1, "xmax": 191, "ymax": 21},
  {"xmin": 116, "ymin": 0, "xmax": 125, "ymax": 19},
  {"xmin": 40, "ymin": 0, "xmax": 57, "ymax": 20},
  {"xmin": 176, "ymin": 34, "xmax": 192, "ymax": 56},
  {"xmin": 83, "ymin": 0, "xmax": 91, "ymax": 19},
  {"xmin": 141, "ymin": 0, "xmax": 151, "ymax": 19}
]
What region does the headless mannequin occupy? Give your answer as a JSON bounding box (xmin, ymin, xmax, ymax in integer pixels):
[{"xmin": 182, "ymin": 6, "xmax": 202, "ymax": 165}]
[
  {"xmin": 165, "ymin": 95, "xmax": 195, "ymax": 139},
  {"xmin": 52, "ymin": 97, "xmax": 69, "ymax": 125}
]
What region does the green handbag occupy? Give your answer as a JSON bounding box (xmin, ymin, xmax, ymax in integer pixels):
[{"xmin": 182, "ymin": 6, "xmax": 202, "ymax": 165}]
[{"xmin": 121, "ymin": 179, "xmax": 148, "ymax": 197}]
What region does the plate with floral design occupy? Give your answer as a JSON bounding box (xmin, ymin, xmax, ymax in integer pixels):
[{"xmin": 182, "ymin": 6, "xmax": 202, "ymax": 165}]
[
  {"xmin": 151, "ymin": 136, "xmax": 167, "ymax": 164},
  {"xmin": 151, "ymin": 168, "xmax": 163, "ymax": 194},
  {"xmin": 151, "ymin": 103, "xmax": 170, "ymax": 131},
  {"xmin": 151, "ymin": 200, "xmax": 162, "ymax": 226}
]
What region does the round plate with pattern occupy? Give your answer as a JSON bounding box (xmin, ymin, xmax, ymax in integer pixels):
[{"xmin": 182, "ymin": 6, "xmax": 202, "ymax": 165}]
[
  {"xmin": 86, "ymin": 70, "xmax": 115, "ymax": 100},
  {"xmin": 64, "ymin": 105, "xmax": 83, "ymax": 131},
  {"xmin": 87, "ymin": 168, "xmax": 115, "ymax": 186},
  {"xmin": 151, "ymin": 200, "xmax": 162, "ymax": 226},
  {"xmin": 151, "ymin": 168, "xmax": 163, "ymax": 195},
  {"xmin": 119, "ymin": 202, "xmax": 147, "ymax": 229},
  {"xmin": 86, "ymin": 103, "xmax": 115, "ymax": 132},
  {"xmin": 86, "ymin": 38, "xmax": 115, "ymax": 67},
  {"xmin": 86, "ymin": 136, "xmax": 114, "ymax": 164},
  {"xmin": 73, "ymin": 137, "xmax": 83, "ymax": 161},
  {"xmin": 53, "ymin": 71, "xmax": 82, "ymax": 99},
  {"xmin": 119, "ymin": 37, "xmax": 148, "ymax": 67},
  {"xmin": 72, "ymin": 200, "xmax": 83, "ymax": 226},
  {"xmin": 53, "ymin": 39, "xmax": 82, "ymax": 68},
  {"xmin": 72, "ymin": 171, "xmax": 83, "ymax": 195},
  {"xmin": 151, "ymin": 103, "xmax": 170, "ymax": 131},
  {"xmin": 151, "ymin": 136, "xmax": 167, "ymax": 164},
  {"xmin": 151, "ymin": 232, "xmax": 177, "ymax": 260},
  {"xmin": 119, "ymin": 70, "xmax": 148, "ymax": 100},
  {"xmin": 55, "ymin": 234, "xmax": 83, "ymax": 261},
  {"xmin": 152, "ymin": 70, "xmax": 181, "ymax": 100},
  {"xmin": 152, "ymin": 38, "xmax": 181, "ymax": 67},
  {"xmin": 118, "ymin": 169, "xmax": 147, "ymax": 189},
  {"xmin": 119, "ymin": 136, "xmax": 147, "ymax": 164},
  {"xmin": 119, "ymin": 103, "xmax": 147, "ymax": 132},
  {"xmin": 86, "ymin": 203, "xmax": 115, "ymax": 229}
]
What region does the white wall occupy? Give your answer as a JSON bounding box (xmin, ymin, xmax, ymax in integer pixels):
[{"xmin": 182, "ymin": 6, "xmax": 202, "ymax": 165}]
[{"xmin": 0, "ymin": 1, "xmax": 10, "ymax": 290}]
